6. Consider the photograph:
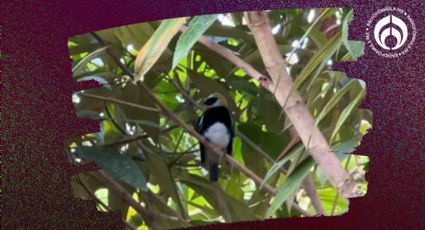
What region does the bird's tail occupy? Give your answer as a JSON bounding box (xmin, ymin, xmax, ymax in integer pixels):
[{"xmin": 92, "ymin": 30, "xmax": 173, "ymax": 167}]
[{"xmin": 209, "ymin": 163, "xmax": 219, "ymax": 182}]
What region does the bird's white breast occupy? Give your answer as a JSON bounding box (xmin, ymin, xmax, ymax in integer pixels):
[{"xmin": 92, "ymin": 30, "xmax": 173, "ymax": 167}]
[{"xmin": 203, "ymin": 122, "xmax": 230, "ymax": 148}]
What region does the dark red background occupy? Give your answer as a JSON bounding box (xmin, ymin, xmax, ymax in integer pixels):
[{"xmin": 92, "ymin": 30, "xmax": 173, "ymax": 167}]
[{"xmin": 2, "ymin": 1, "xmax": 424, "ymax": 229}]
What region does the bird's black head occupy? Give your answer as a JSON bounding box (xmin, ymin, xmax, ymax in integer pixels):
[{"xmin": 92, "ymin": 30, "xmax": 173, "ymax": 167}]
[{"xmin": 204, "ymin": 96, "xmax": 219, "ymax": 106}]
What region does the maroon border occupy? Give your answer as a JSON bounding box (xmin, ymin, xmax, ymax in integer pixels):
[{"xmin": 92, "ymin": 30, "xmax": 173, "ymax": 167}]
[{"xmin": 2, "ymin": 1, "xmax": 424, "ymax": 229}]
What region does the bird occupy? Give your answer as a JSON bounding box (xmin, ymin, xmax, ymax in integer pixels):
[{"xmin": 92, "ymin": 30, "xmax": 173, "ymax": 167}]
[{"xmin": 196, "ymin": 93, "xmax": 235, "ymax": 181}]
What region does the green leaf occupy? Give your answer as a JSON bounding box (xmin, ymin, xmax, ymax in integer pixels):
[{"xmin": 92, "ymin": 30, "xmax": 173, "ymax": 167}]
[
  {"xmin": 341, "ymin": 10, "xmax": 364, "ymax": 60},
  {"xmin": 138, "ymin": 190, "xmax": 188, "ymax": 228},
  {"xmin": 188, "ymin": 69, "xmax": 237, "ymax": 112},
  {"xmin": 71, "ymin": 173, "xmax": 105, "ymax": 199},
  {"xmin": 332, "ymin": 137, "xmax": 360, "ymax": 156},
  {"xmin": 224, "ymin": 172, "xmax": 245, "ymax": 200},
  {"xmin": 116, "ymin": 83, "xmax": 160, "ymax": 142},
  {"xmin": 265, "ymin": 157, "xmax": 314, "ymax": 218},
  {"xmin": 173, "ymin": 14, "xmax": 219, "ymax": 68},
  {"xmin": 315, "ymin": 79, "xmax": 357, "ymax": 124},
  {"xmin": 140, "ymin": 146, "xmax": 184, "ymax": 216},
  {"xmin": 74, "ymin": 72, "xmax": 118, "ymax": 84},
  {"xmin": 317, "ymin": 187, "xmax": 349, "ymax": 215},
  {"xmin": 260, "ymin": 145, "xmax": 303, "ymax": 188},
  {"xmin": 72, "ymin": 46, "xmax": 110, "ymax": 76},
  {"xmin": 204, "ymin": 23, "xmax": 254, "ymax": 43},
  {"xmin": 177, "ymin": 172, "xmax": 256, "ymax": 221},
  {"xmin": 135, "ymin": 17, "xmax": 187, "ymax": 79},
  {"xmin": 330, "ymin": 87, "xmax": 365, "ymax": 141},
  {"xmin": 294, "ymin": 31, "xmax": 342, "ymax": 89},
  {"xmin": 345, "ymin": 41, "xmax": 364, "ymax": 60},
  {"xmin": 250, "ymin": 95, "xmax": 287, "ymax": 133},
  {"xmin": 76, "ymin": 146, "xmax": 147, "ymax": 191},
  {"xmin": 238, "ymin": 123, "xmax": 290, "ymax": 160}
]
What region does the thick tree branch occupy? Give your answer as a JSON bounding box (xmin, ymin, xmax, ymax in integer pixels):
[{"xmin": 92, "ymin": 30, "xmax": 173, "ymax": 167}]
[
  {"xmin": 244, "ymin": 11, "xmax": 358, "ymax": 198},
  {"xmin": 186, "ymin": 23, "xmax": 338, "ymax": 208}
]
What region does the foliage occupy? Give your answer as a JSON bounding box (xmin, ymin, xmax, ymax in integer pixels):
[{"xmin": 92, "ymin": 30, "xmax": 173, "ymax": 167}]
[{"xmin": 67, "ymin": 8, "xmax": 370, "ymax": 229}]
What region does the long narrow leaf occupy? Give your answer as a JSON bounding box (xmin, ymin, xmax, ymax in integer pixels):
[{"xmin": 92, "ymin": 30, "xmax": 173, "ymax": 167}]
[
  {"xmin": 315, "ymin": 79, "xmax": 356, "ymax": 124},
  {"xmin": 72, "ymin": 46, "xmax": 110, "ymax": 75},
  {"xmin": 265, "ymin": 157, "xmax": 314, "ymax": 218},
  {"xmin": 135, "ymin": 17, "xmax": 187, "ymax": 79},
  {"xmin": 172, "ymin": 14, "xmax": 219, "ymax": 68},
  {"xmin": 330, "ymin": 86, "xmax": 366, "ymax": 141},
  {"xmin": 260, "ymin": 145, "xmax": 303, "ymax": 189},
  {"xmin": 294, "ymin": 31, "xmax": 342, "ymax": 89}
]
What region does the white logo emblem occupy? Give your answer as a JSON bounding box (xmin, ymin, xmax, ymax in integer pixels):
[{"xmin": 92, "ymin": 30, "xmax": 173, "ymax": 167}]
[{"xmin": 366, "ymin": 7, "xmax": 416, "ymax": 58}]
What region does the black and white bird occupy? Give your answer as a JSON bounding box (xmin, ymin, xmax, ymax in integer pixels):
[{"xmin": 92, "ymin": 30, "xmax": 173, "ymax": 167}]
[{"xmin": 196, "ymin": 93, "xmax": 235, "ymax": 181}]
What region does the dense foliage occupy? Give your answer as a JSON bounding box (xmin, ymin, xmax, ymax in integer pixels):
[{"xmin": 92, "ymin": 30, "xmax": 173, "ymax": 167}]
[{"xmin": 67, "ymin": 8, "xmax": 370, "ymax": 229}]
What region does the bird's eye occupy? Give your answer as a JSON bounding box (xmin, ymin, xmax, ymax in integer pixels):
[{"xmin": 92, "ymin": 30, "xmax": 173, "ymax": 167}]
[{"xmin": 204, "ymin": 97, "xmax": 218, "ymax": 106}]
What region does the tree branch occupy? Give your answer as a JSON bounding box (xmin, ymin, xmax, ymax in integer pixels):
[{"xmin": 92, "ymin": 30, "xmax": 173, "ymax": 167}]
[
  {"xmin": 303, "ymin": 174, "xmax": 326, "ymax": 216},
  {"xmin": 102, "ymin": 125, "xmax": 179, "ymax": 148},
  {"xmin": 180, "ymin": 26, "xmax": 269, "ymax": 82},
  {"xmin": 244, "ymin": 11, "xmax": 358, "ymax": 198},
  {"xmin": 79, "ymin": 93, "xmax": 159, "ymax": 112}
]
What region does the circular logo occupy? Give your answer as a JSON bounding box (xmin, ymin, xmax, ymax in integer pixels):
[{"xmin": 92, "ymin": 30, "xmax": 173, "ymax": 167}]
[{"xmin": 366, "ymin": 7, "xmax": 416, "ymax": 58}]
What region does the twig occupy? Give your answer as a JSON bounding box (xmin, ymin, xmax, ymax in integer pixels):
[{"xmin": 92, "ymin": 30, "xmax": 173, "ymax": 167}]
[
  {"xmin": 91, "ymin": 32, "xmax": 136, "ymax": 81},
  {"xmin": 102, "ymin": 125, "xmax": 179, "ymax": 148},
  {"xmin": 80, "ymin": 93, "xmax": 159, "ymax": 112},
  {"xmin": 331, "ymin": 155, "xmax": 351, "ymax": 215},
  {"xmin": 213, "ymin": 181, "xmax": 232, "ymax": 222},
  {"xmin": 302, "ymin": 174, "xmax": 326, "ymax": 216}
]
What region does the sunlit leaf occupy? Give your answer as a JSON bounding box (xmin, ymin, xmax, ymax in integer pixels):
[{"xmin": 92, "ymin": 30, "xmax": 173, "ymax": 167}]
[
  {"xmin": 72, "ymin": 46, "xmax": 110, "ymax": 76},
  {"xmin": 135, "ymin": 17, "xmax": 187, "ymax": 79}
]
